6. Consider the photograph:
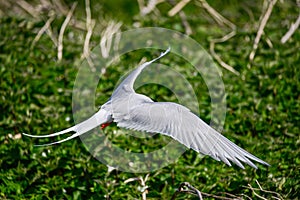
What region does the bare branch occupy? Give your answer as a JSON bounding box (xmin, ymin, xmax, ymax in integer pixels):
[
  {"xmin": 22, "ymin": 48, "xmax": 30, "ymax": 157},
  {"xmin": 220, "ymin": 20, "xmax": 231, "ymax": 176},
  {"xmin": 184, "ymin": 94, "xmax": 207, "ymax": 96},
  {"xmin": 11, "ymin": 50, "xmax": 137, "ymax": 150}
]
[
  {"xmin": 247, "ymin": 183, "xmax": 268, "ymax": 200},
  {"xmin": 45, "ymin": 25, "xmax": 58, "ymax": 46},
  {"xmin": 31, "ymin": 15, "xmax": 56, "ymax": 48},
  {"xmin": 249, "ymin": 0, "xmax": 277, "ymax": 62},
  {"xmin": 281, "ymin": 13, "xmax": 300, "ymax": 43},
  {"xmin": 195, "ymin": 0, "xmax": 238, "ymax": 75},
  {"xmin": 82, "ymin": 0, "xmax": 96, "ymax": 71},
  {"xmin": 197, "ymin": 0, "xmax": 236, "ymax": 29},
  {"xmin": 137, "ymin": 0, "xmax": 145, "ymax": 13},
  {"xmin": 137, "ymin": 0, "xmax": 164, "ymax": 16},
  {"xmin": 178, "ymin": 11, "xmax": 192, "ymax": 35},
  {"xmin": 243, "ymin": 180, "xmax": 284, "ymax": 200},
  {"xmin": 57, "ymin": 2, "xmax": 77, "ymax": 61},
  {"xmin": 202, "ymin": 192, "xmax": 241, "ymax": 200},
  {"xmin": 168, "ymin": 0, "xmax": 191, "ymax": 17},
  {"xmin": 124, "ymin": 174, "xmax": 150, "ymax": 200},
  {"xmin": 167, "ymin": 0, "xmax": 192, "ymax": 35},
  {"xmin": 210, "ymin": 31, "xmax": 240, "ymax": 76},
  {"xmin": 16, "ymin": 0, "xmax": 40, "ymax": 18},
  {"xmin": 100, "ymin": 21, "xmax": 122, "ymax": 59},
  {"xmin": 51, "ymin": 0, "xmax": 68, "ymax": 15}
]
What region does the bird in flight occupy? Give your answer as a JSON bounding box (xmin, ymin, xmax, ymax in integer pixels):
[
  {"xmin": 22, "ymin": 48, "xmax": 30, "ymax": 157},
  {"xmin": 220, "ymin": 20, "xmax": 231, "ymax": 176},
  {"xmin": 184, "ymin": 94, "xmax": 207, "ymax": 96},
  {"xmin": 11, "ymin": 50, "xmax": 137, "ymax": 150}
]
[{"xmin": 23, "ymin": 48, "xmax": 269, "ymax": 169}]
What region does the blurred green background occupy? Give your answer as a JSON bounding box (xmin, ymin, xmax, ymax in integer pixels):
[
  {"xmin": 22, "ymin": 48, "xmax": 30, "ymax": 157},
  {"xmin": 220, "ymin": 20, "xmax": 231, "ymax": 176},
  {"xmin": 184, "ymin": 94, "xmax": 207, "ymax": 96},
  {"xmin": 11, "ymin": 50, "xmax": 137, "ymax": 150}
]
[{"xmin": 0, "ymin": 0, "xmax": 299, "ymax": 199}]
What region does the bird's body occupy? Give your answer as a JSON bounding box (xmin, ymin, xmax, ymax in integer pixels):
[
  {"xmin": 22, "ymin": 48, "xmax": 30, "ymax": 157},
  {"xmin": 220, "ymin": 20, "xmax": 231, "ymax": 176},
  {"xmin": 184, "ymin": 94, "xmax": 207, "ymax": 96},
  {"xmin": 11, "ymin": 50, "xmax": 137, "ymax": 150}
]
[{"xmin": 23, "ymin": 48, "xmax": 269, "ymax": 169}]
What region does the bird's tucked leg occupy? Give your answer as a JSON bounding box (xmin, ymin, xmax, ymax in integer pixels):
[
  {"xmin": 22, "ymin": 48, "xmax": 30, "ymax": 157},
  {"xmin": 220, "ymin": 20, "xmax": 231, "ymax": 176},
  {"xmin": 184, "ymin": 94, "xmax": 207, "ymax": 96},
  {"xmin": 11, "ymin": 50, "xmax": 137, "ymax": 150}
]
[{"xmin": 101, "ymin": 122, "xmax": 111, "ymax": 129}]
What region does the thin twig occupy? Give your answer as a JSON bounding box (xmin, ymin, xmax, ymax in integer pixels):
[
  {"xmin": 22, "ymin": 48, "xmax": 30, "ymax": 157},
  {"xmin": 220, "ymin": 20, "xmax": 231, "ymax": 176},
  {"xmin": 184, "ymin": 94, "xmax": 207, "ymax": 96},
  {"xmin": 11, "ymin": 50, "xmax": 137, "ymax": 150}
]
[
  {"xmin": 168, "ymin": 0, "xmax": 191, "ymax": 17},
  {"xmin": 249, "ymin": 0, "xmax": 277, "ymax": 62},
  {"xmin": 124, "ymin": 174, "xmax": 150, "ymax": 200},
  {"xmin": 31, "ymin": 15, "xmax": 56, "ymax": 48},
  {"xmin": 16, "ymin": 0, "xmax": 40, "ymax": 18},
  {"xmin": 83, "ymin": 0, "xmax": 94, "ymax": 57},
  {"xmin": 196, "ymin": 0, "xmax": 238, "ymax": 75},
  {"xmin": 137, "ymin": 0, "xmax": 164, "ymax": 16},
  {"xmin": 137, "ymin": 0, "xmax": 145, "ymax": 13},
  {"xmin": 51, "ymin": 0, "xmax": 68, "ymax": 15},
  {"xmin": 197, "ymin": 0, "xmax": 235, "ymax": 29},
  {"xmin": 45, "ymin": 24, "xmax": 58, "ymax": 46},
  {"xmin": 202, "ymin": 191, "xmax": 241, "ymax": 200},
  {"xmin": 179, "ymin": 11, "xmax": 192, "ymax": 35},
  {"xmin": 240, "ymin": 193, "xmax": 252, "ymax": 200},
  {"xmin": 243, "ymin": 180, "xmax": 284, "ymax": 200},
  {"xmin": 167, "ymin": 0, "xmax": 192, "ymax": 35},
  {"xmin": 210, "ymin": 31, "xmax": 240, "ymax": 76},
  {"xmin": 52, "ymin": 0, "xmax": 87, "ymax": 31},
  {"xmin": 57, "ymin": 2, "xmax": 77, "ymax": 61},
  {"xmin": 247, "ymin": 183, "xmax": 268, "ymax": 200},
  {"xmin": 265, "ymin": 36, "xmax": 273, "ymax": 48},
  {"xmin": 100, "ymin": 21, "xmax": 122, "ymax": 58},
  {"xmin": 281, "ymin": 13, "xmax": 300, "ymax": 43},
  {"xmin": 39, "ymin": 0, "xmax": 52, "ymax": 10},
  {"xmin": 249, "ymin": 180, "xmax": 284, "ymax": 200},
  {"xmin": 82, "ymin": 0, "xmax": 96, "ymax": 71}
]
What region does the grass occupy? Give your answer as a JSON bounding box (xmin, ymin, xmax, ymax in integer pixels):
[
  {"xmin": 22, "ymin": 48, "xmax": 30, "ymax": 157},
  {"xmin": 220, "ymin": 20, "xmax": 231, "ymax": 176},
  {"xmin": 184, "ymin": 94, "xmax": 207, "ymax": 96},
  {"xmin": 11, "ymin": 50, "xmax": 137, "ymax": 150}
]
[{"xmin": 0, "ymin": 0, "xmax": 299, "ymax": 199}]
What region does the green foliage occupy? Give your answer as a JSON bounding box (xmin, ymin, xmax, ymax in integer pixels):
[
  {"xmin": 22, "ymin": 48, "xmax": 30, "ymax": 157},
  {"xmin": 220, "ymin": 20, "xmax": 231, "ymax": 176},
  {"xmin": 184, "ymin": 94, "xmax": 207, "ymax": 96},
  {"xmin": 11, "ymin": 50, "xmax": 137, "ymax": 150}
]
[{"xmin": 0, "ymin": 1, "xmax": 299, "ymax": 199}]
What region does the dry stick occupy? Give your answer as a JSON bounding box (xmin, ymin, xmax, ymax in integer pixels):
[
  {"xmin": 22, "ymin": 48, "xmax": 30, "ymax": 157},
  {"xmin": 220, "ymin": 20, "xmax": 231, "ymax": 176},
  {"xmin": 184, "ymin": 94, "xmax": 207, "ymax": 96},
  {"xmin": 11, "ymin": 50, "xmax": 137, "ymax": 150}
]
[
  {"xmin": 124, "ymin": 174, "xmax": 149, "ymax": 200},
  {"xmin": 51, "ymin": 0, "xmax": 86, "ymax": 30},
  {"xmin": 210, "ymin": 31, "xmax": 240, "ymax": 76},
  {"xmin": 251, "ymin": 180, "xmax": 284, "ymax": 200},
  {"xmin": 100, "ymin": 22, "xmax": 122, "ymax": 59},
  {"xmin": 137, "ymin": 0, "xmax": 145, "ymax": 14},
  {"xmin": 249, "ymin": 0, "xmax": 277, "ymax": 62},
  {"xmin": 82, "ymin": 0, "xmax": 96, "ymax": 72},
  {"xmin": 243, "ymin": 180, "xmax": 284, "ymax": 200},
  {"xmin": 220, "ymin": 192, "xmax": 243, "ymax": 199},
  {"xmin": 240, "ymin": 194, "xmax": 252, "ymax": 200},
  {"xmin": 265, "ymin": 36, "xmax": 273, "ymax": 48},
  {"xmin": 245, "ymin": 186, "xmax": 283, "ymax": 200},
  {"xmin": 197, "ymin": 0, "xmax": 239, "ymax": 75},
  {"xmin": 138, "ymin": 0, "xmax": 164, "ymax": 16},
  {"xmin": 46, "ymin": 25, "xmax": 58, "ymax": 46},
  {"xmin": 247, "ymin": 183, "xmax": 268, "ymax": 200},
  {"xmin": 168, "ymin": 0, "xmax": 191, "ymax": 17},
  {"xmin": 52, "ymin": 0, "xmax": 87, "ymax": 31},
  {"xmin": 167, "ymin": 0, "xmax": 192, "ymax": 35},
  {"xmin": 201, "ymin": 191, "xmax": 240, "ymax": 200},
  {"xmin": 197, "ymin": 0, "xmax": 235, "ymax": 29},
  {"xmin": 31, "ymin": 15, "xmax": 56, "ymax": 48},
  {"xmin": 141, "ymin": 174, "xmax": 150, "ymax": 200},
  {"xmin": 51, "ymin": 0, "xmax": 68, "ymax": 15},
  {"xmin": 16, "ymin": 0, "xmax": 58, "ymax": 47},
  {"xmin": 84, "ymin": 0, "xmax": 94, "ymax": 55},
  {"xmin": 178, "ymin": 11, "xmax": 192, "ymax": 35},
  {"xmin": 57, "ymin": 2, "xmax": 77, "ymax": 61},
  {"xmin": 281, "ymin": 13, "xmax": 300, "ymax": 43},
  {"xmin": 16, "ymin": 0, "xmax": 40, "ymax": 18},
  {"xmin": 39, "ymin": 0, "xmax": 52, "ymax": 8}
]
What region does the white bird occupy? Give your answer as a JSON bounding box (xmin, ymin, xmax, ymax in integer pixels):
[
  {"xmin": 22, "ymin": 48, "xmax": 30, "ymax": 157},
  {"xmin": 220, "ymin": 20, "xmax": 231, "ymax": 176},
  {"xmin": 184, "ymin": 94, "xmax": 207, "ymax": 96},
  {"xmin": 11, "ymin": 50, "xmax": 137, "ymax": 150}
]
[{"xmin": 23, "ymin": 48, "xmax": 269, "ymax": 169}]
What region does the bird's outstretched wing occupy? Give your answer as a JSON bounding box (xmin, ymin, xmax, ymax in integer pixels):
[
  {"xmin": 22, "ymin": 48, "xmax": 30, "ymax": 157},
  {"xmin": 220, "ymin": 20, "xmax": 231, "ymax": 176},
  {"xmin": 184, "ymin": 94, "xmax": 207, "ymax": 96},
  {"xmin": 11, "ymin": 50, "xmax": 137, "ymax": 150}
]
[
  {"xmin": 112, "ymin": 47, "xmax": 170, "ymax": 96},
  {"xmin": 113, "ymin": 101, "xmax": 269, "ymax": 169},
  {"xmin": 22, "ymin": 108, "xmax": 112, "ymax": 146}
]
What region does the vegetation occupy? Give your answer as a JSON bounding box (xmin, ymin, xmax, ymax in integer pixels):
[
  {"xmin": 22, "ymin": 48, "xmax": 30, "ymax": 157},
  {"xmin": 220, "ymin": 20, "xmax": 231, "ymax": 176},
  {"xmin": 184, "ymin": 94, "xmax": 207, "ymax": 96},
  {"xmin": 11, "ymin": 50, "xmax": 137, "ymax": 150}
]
[{"xmin": 0, "ymin": 0, "xmax": 299, "ymax": 199}]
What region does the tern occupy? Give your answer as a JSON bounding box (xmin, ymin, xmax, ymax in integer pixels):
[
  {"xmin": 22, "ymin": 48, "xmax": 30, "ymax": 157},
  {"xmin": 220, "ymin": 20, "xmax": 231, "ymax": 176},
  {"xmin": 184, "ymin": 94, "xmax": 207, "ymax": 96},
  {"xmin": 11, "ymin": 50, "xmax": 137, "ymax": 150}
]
[{"xmin": 23, "ymin": 48, "xmax": 269, "ymax": 169}]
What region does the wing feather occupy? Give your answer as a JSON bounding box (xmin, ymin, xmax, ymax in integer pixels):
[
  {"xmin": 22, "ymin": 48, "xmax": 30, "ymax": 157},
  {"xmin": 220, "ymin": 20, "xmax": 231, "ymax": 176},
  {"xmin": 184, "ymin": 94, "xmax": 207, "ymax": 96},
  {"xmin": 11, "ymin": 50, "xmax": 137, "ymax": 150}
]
[{"xmin": 114, "ymin": 102, "xmax": 269, "ymax": 169}]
